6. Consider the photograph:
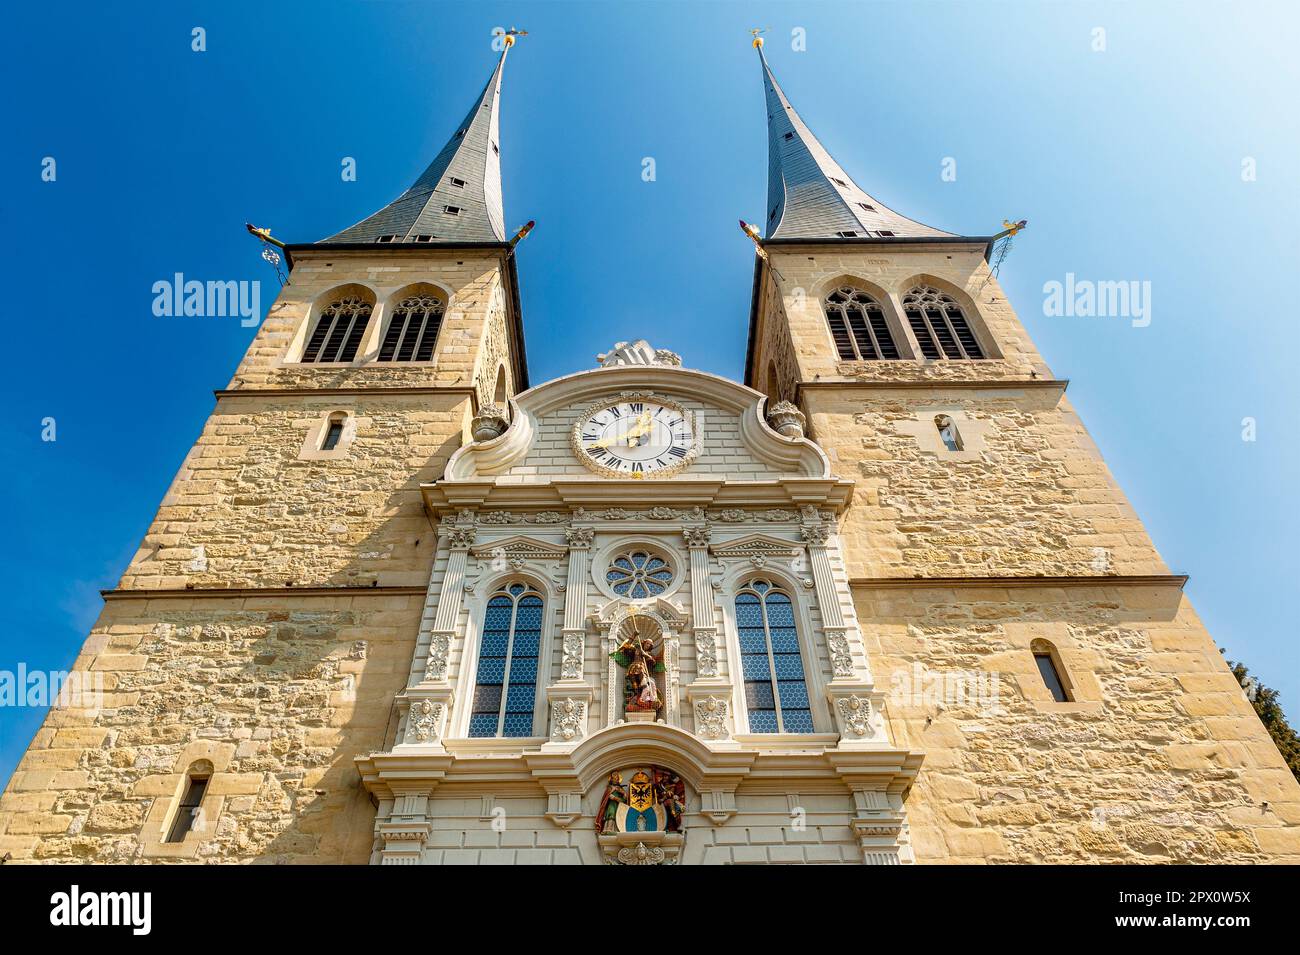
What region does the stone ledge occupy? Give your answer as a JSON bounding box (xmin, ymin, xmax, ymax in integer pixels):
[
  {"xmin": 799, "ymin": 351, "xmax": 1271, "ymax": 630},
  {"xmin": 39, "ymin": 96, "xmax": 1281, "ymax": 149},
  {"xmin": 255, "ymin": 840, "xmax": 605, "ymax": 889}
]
[{"xmin": 849, "ymin": 574, "xmax": 1188, "ymax": 590}]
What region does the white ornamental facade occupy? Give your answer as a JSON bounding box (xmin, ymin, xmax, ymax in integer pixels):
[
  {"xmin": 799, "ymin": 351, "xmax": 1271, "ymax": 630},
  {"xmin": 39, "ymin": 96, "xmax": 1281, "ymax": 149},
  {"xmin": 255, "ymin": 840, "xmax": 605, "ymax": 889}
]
[{"xmin": 357, "ymin": 344, "xmax": 922, "ymax": 865}]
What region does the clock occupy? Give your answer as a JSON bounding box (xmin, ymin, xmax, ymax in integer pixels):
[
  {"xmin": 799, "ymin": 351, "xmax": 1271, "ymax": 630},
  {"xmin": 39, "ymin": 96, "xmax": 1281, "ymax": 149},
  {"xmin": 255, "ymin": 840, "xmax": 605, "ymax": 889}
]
[{"xmin": 571, "ymin": 393, "xmax": 698, "ymax": 478}]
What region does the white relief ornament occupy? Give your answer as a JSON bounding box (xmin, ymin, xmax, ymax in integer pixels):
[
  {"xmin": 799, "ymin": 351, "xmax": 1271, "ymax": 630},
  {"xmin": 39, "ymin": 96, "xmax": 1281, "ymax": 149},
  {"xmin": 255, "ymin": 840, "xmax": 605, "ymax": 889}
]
[
  {"xmin": 550, "ymin": 698, "xmax": 587, "ymax": 741},
  {"xmin": 405, "ymin": 699, "xmax": 444, "ymax": 743},
  {"xmin": 836, "ymin": 695, "xmax": 874, "ymax": 738},
  {"xmin": 694, "ymin": 630, "xmax": 718, "ymax": 678},
  {"xmin": 561, "ymin": 632, "xmax": 585, "ymax": 680},
  {"xmin": 695, "ymin": 696, "xmax": 729, "ymax": 739},
  {"xmin": 615, "ymin": 841, "xmax": 667, "ymax": 865},
  {"xmin": 566, "ymin": 526, "xmax": 595, "ymax": 548},
  {"xmin": 826, "ymin": 630, "xmax": 855, "ymax": 678},
  {"xmin": 424, "ymin": 633, "xmax": 451, "ymax": 681}
]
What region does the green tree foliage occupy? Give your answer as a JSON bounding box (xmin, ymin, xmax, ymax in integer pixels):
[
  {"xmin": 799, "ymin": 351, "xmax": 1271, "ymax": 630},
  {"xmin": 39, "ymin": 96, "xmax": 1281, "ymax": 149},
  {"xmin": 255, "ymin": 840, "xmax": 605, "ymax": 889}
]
[{"xmin": 1230, "ymin": 659, "xmax": 1300, "ymax": 782}]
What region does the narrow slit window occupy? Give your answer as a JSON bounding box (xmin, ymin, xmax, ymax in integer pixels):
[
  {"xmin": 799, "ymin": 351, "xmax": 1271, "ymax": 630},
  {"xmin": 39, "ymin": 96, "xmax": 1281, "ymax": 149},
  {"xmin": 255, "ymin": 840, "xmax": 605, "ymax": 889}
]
[
  {"xmin": 300, "ymin": 296, "xmax": 373, "ymax": 363},
  {"xmin": 903, "ymin": 285, "xmax": 986, "ymax": 360},
  {"xmin": 321, "ymin": 416, "xmax": 345, "ymax": 451},
  {"xmin": 378, "ymin": 293, "xmax": 445, "ymax": 362},
  {"xmin": 1034, "ymin": 651, "xmax": 1071, "ymax": 703},
  {"xmin": 165, "ymin": 774, "xmax": 210, "ymax": 843},
  {"xmin": 468, "ymin": 583, "xmax": 543, "ymax": 738},
  {"xmin": 822, "ymin": 286, "xmax": 900, "ymax": 361},
  {"xmin": 935, "ymin": 415, "xmax": 963, "ymax": 452}
]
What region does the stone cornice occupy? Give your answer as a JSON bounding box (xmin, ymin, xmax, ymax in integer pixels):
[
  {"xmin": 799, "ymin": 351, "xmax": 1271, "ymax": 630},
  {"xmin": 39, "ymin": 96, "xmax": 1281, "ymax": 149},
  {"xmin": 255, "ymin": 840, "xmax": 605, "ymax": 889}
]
[
  {"xmin": 797, "ymin": 378, "xmax": 1068, "ymax": 394},
  {"xmin": 214, "ymin": 386, "xmax": 478, "ymax": 400},
  {"xmin": 101, "ymin": 585, "xmax": 427, "ymax": 601},
  {"xmin": 421, "ymin": 478, "xmax": 856, "ymax": 515},
  {"xmin": 849, "ymin": 574, "xmax": 1188, "ymax": 591}
]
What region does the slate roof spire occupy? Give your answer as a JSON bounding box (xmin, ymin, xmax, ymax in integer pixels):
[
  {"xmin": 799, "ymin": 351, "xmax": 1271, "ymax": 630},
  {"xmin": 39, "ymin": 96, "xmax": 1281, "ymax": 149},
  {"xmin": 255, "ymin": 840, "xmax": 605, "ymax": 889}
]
[
  {"xmin": 322, "ymin": 42, "xmax": 514, "ymax": 244},
  {"xmin": 756, "ymin": 39, "xmax": 953, "ymax": 241}
]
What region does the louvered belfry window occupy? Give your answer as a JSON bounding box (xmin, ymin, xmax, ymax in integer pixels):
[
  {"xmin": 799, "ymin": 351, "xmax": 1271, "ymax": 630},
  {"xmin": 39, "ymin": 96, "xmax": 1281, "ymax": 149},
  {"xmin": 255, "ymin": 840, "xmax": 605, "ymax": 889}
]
[
  {"xmin": 378, "ymin": 294, "xmax": 445, "ymax": 362},
  {"xmin": 822, "ymin": 287, "xmax": 900, "ymax": 361},
  {"xmin": 301, "ymin": 297, "xmax": 373, "ymax": 363},
  {"xmin": 902, "ymin": 286, "xmax": 985, "ymax": 360}
]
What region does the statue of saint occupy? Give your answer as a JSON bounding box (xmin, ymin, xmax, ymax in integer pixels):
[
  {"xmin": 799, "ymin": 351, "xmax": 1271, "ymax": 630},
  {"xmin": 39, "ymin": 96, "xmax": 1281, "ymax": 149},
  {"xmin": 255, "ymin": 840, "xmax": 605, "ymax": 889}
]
[
  {"xmin": 595, "ymin": 772, "xmax": 627, "ymax": 834},
  {"xmin": 611, "ymin": 633, "xmax": 665, "ymax": 714}
]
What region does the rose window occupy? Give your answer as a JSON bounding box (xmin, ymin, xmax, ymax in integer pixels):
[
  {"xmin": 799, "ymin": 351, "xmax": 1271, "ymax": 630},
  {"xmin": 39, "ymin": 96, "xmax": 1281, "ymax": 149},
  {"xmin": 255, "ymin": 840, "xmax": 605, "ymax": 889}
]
[{"xmin": 606, "ymin": 550, "xmax": 673, "ymax": 598}]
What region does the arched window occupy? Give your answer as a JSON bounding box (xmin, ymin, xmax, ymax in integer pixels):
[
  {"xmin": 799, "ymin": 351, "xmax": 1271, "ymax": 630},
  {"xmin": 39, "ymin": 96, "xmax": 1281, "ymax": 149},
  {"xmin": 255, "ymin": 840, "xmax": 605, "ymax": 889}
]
[
  {"xmin": 736, "ymin": 580, "xmax": 813, "ymax": 733},
  {"xmin": 468, "ymin": 582, "xmax": 543, "ymax": 737},
  {"xmin": 301, "ymin": 296, "xmax": 373, "ymax": 363},
  {"xmin": 378, "ymin": 293, "xmax": 445, "ymax": 362},
  {"xmin": 902, "ymin": 285, "xmax": 985, "ymax": 360},
  {"xmin": 822, "ymin": 287, "xmax": 900, "ymax": 361},
  {"xmin": 606, "ymin": 549, "xmax": 674, "ymax": 598}
]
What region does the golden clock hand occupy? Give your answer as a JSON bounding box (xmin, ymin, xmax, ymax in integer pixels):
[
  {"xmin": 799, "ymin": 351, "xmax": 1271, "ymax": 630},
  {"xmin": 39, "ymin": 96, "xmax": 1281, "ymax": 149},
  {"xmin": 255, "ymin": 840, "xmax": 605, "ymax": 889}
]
[{"xmin": 624, "ymin": 411, "xmax": 654, "ymax": 447}]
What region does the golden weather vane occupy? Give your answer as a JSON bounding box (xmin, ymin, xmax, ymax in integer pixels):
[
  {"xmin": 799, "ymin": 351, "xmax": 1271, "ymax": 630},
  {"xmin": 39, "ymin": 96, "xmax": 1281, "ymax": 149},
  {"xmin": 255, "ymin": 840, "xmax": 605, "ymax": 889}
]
[
  {"xmin": 750, "ymin": 27, "xmax": 767, "ymax": 49},
  {"xmin": 501, "ymin": 27, "xmax": 527, "ymax": 47}
]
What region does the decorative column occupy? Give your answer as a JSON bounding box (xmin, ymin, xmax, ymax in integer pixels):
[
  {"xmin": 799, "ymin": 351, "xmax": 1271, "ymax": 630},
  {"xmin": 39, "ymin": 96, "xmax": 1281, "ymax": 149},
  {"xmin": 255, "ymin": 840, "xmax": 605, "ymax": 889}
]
[
  {"xmin": 400, "ymin": 517, "xmax": 473, "ymax": 752},
  {"xmin": 376, "ymin": 789, "xmax": 434, "ymax": 865},
  {"xmin": 682, "ymin": 524, "xmax": 735, "ymax": 744},
  {"xmin": 543, "ymin": 525, "xmax": 596, "ymax": 748},
  {"xmin": 801, "ymin": 512, "xmax": 885, "ymax": 747}
]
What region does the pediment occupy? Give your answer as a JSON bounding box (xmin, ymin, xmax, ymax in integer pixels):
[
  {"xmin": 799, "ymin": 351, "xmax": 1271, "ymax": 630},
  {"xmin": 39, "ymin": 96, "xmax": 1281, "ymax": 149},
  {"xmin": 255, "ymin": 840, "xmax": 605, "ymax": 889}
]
[
  {"xmin": 469, "ymin": 535, "xmax": 568, "ymax": 561},
  {"xmin": 708, "ymin": 533, "xmax": 802, "ymax": 559}
]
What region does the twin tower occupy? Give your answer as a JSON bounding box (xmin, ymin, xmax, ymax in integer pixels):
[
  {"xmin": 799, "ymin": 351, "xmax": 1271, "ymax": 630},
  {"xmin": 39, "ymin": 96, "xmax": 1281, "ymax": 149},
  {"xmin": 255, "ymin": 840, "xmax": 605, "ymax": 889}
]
[{"xmin": 3, "ymin": 35, "xmax": 1297, "ymax": 865}]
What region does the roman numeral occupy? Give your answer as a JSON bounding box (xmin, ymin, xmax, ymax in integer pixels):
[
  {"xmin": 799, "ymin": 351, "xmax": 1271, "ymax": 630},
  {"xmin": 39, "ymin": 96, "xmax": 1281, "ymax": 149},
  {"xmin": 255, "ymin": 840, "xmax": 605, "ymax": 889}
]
[
  {"xmin": 668, "ymin": 446, "xmax": 687, "ymax": 458},
  {"xmin": 630, "ymin": 402, "xmax": 643, "ymax": 414},
  {"xmin": 631, "ymin": 462, "xmax": 643, "ymax": 473},
  {"xmin": 609, "ymin": 406, "xmax": 621, "ymax": 418}
]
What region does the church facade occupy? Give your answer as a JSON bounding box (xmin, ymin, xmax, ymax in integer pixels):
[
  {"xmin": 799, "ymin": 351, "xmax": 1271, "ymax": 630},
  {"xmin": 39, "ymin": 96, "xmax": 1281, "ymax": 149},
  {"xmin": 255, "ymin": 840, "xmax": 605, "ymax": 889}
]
[{"xmin": 3, "ymin": 36, "xmax": 1298, "ymax": 865}]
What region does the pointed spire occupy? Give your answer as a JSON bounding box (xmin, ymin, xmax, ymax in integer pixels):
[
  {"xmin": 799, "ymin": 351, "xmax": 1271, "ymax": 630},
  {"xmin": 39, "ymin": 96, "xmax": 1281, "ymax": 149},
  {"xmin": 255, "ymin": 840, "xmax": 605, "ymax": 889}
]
[
  {"xmin": 756, "ymin": 42, "xmax": 953, "ymax": 241},
  {"xmin": 322, "ymin": 44, "xmax": 514, "ymax": 244}
]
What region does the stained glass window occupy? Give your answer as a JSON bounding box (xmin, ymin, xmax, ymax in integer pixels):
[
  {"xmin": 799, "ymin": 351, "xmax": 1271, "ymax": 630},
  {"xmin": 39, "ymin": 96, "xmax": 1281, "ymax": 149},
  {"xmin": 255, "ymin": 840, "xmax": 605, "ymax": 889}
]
[
  {"xmin": 468, "ymin": 582, "xmax": 542, "ymax": 737},
  {"xmin": 737, "ymin": 580, "xmax": 813, "ymax": 733},
  {"xmin": 606, "ymin": 550, "xmax": 673, "ymax": 599}
]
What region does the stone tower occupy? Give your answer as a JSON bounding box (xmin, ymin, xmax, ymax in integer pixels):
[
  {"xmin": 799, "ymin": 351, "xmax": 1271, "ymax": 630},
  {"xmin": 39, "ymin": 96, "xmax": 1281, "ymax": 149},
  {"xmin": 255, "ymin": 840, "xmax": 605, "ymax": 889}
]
[
  {"xmin": 745, "ymin": 39, "xmax": 1300, "ymax": 862},
  {"xmin": 3, "ymin": 34, "xmax": 1298, "ymax": 866},
  {"xmin": 0, "ymin": 43, "xmax": 528, "ymax": 862}
]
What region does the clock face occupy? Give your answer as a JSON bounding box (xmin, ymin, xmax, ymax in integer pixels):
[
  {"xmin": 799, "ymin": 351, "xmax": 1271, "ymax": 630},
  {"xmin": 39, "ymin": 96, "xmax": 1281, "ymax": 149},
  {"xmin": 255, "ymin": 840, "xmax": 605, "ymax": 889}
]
[{"xmin": 573, "ymin": 396, "xmax": 697, "ymax": 478}]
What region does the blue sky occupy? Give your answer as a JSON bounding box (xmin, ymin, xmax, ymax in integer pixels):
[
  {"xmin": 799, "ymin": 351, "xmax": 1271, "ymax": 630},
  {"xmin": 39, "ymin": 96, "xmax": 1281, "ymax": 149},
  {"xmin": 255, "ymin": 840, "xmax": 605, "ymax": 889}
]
[{"xmin": 3, "ymin": 0, "xmax": 1297, "ymax": 788}]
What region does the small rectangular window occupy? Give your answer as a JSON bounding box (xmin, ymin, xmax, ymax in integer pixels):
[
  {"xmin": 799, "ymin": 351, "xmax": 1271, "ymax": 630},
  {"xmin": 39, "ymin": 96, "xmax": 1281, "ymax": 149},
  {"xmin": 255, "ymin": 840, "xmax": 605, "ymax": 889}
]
[
  {"xmin": 836, "ymin": 230, "xmax": 858, "ymax": 238},
  {"xmin": 832, "ymin": 177, "xmax": 847, "ymax": 186},
  {"xmin": 876, "ymin": 230, "xmax": 896, "ymax": 237},
  {"xmin": 448, "ymin": 176, "xmax": 466, "ymax": 188},
  {"xmin": 412, "ymin": 234, "xmax": 435, "ymax": 242},
  {"xmin": 444, "ymin": 206, "xmax": 461, "ymax": 216},
  {"xmin": 165, "ymin": 775, "xmax": 209, "ymax": 843},
  {"xmin": 376, "ymin": 234, "xmax": 397, "ymax": 243},
  {"xmin": 783, "ymin": 132, "xmax": 794, "ymax": 141},
  {"xmin": 858, "ymin": 202, "xmax": 875, "ymax": 212},
  {"xmin": 1034, "ymin": 653, "xmax": 1071, "ymax": 703},
  {"xmin": 322, "ymin": 420, "xmax": 344, "ymax": 451}
]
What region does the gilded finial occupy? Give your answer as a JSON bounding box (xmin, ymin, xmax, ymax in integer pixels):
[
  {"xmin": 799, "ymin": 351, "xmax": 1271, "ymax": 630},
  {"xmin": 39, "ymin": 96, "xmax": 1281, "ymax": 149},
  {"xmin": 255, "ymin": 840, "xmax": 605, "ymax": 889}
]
[
  {"xmin": 751, "ymin": 28, "xmax": 765, "ymax": 49},
  {"xmin": 502, "ymin": 27, "xmax": 527, "ymax": 48}
]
